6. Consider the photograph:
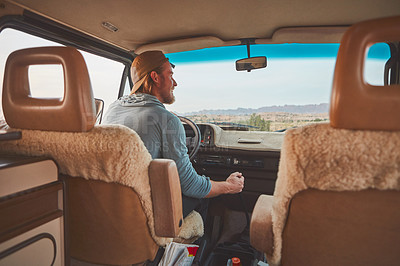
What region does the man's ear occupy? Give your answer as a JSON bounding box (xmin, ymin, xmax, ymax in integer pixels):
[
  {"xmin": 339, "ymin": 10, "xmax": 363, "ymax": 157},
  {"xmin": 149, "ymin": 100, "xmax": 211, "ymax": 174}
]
[{"xmin": 150, "ymin": 71, "xmax": 159, "ymax": 84}]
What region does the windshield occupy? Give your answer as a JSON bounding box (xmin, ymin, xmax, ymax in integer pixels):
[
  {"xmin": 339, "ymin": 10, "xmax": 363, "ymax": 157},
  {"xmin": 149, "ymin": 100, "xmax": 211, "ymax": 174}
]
[
  {"xmin": 164, "ymin": 43, "xmax": 388, "ymax": 132},
  {"xmin": 165, "ymin": 44, "xmax": 337, "ymax": 132}
]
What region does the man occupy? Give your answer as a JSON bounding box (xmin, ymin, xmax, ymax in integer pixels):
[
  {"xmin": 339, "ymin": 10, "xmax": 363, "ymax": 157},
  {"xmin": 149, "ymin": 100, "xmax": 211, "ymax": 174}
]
[{"xmin": 103, "ymin": 50, "xmax": 244, "ymax": 220}]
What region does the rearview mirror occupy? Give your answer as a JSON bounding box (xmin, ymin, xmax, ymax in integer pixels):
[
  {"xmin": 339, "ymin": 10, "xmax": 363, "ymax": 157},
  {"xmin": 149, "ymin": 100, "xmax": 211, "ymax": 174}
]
[{"xmin": 236, "ymin": 56, "xmax": 267, "ymax": 72}]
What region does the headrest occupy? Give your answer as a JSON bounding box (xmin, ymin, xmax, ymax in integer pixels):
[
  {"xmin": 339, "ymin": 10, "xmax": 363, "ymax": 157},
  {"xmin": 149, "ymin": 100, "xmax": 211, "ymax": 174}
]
[
  {"xmin": 330, "ymin": 16, "xmax": 400, "ymax": 131},
  {"xmin": 2, "ymin": 46, "xmax": 96, "ymax": 132}
]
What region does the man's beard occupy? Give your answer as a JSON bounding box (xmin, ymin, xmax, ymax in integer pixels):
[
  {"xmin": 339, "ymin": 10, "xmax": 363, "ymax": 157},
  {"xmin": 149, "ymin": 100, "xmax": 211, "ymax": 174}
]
[
  {"xmin": 163, "ymin": 94, "xmax": 175, "ymax": 104},
  {"xmin": 161, "ymin": 89, "xmax": 175, "ymax": 104}
]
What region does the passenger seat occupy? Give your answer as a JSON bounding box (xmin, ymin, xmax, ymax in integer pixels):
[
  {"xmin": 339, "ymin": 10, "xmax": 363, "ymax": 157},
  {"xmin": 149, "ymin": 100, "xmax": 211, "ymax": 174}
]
[{"xmin": 250, "ymin": 16, "xmax": 400, "ymax": 266}]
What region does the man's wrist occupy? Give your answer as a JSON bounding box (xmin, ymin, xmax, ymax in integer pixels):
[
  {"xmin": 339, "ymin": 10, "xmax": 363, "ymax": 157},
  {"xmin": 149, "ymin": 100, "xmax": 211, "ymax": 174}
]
[{"xmin": 223, "ymin": 181, "xmax": 232, "ymax": 194}]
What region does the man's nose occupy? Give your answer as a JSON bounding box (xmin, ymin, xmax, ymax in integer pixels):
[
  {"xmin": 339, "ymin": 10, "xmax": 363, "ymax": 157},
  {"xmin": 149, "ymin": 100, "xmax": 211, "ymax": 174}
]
[{"xmin": 173, "ymin": 78, "xmax": 177, "ymax": 87}]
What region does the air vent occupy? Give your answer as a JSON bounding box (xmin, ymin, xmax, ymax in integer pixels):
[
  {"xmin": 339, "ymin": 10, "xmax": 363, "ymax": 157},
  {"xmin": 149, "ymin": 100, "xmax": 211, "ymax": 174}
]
[{"xmin": 101, "ymin": 21, "xmax": 118, "ymax": 32}]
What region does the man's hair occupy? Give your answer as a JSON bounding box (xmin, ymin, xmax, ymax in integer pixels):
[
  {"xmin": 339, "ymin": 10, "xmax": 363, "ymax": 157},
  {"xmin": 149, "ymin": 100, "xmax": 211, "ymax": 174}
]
[{"xmin": 132, "ymin": 64, "xmax": 165, "ymax": 95}]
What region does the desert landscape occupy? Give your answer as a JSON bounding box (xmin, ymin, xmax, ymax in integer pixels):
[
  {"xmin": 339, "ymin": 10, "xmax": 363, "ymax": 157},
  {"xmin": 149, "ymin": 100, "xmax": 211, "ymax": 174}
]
[{"xmin": 181, "ymin": 103, "xmax": 329, "ymax": 132}]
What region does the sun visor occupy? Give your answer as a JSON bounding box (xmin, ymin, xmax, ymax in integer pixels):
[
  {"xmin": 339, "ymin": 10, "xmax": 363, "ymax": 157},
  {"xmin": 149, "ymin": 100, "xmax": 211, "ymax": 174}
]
[
  {"xmin": 134, "ymin": 36, "xmax": 240, "ymax": 54},
  {"xmin": 256, "ymin": 26, "xmax": 348, "ymax": 44}
]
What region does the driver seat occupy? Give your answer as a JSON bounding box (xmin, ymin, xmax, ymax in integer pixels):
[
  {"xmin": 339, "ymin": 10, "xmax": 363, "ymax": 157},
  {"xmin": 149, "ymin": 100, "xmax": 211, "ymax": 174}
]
[
  {"xmin": 0, "ymin": 46, "xmax": 203, "ymax": 265},
  {"xmin": 250, "ymin": 16, "xmax": 400, "ymax": 266}
]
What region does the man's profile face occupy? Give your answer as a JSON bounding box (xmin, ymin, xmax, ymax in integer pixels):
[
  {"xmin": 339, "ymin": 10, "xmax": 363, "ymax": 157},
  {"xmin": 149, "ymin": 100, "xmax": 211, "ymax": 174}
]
[{"xmin": 155, "ymin": 62, "xmax": 177, "ymax": 104}]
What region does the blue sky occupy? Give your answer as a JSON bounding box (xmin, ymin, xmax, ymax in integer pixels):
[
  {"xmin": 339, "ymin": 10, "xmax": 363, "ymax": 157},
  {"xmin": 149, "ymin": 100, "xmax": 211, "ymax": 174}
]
[
  {"xmin": 166, "ymin": 44, "xmax": 342, "ymax": 113},
  {"xmin": 167, "ymin": 43, "xmax": 341, "ymax": 64},
  {"xmin": 167, "ymin": 43, "xmax": 389, "ymax": 63}
]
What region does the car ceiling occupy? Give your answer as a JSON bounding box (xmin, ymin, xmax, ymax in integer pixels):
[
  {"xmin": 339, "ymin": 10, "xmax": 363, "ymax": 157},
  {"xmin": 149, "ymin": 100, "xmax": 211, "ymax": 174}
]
[{"xmin": 3, "ymin": 0, "xmax": 400, "ymax": 54}]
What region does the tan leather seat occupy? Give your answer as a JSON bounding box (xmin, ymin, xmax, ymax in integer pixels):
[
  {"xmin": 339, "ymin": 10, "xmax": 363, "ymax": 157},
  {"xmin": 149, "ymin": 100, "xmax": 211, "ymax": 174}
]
[
  {"xmin": 250, "ymin": 16, "xmax": 400, "ymax": 266},
  {"xmin": 0, "ymin": 46, "xmax": 202, "ymax": 265}
]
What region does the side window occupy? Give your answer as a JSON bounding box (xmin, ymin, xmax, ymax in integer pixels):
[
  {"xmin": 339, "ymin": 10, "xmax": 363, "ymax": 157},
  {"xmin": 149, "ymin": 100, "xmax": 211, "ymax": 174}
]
[
  {"xmin": 0, "ymin": 28, "xmax": 125, "ymax": 122},
  {"xmin": 364, "ymin": 42, "xmax": 391, "ymax": 86},
  {"xmin": 79, "ymin": 51, "xmax": 125, "ymax": 112},
  {"xmin": 29, "ymin": 65, "xmax": 64, "ymax": 98},
  {"xmin": 122, "ymin": 76, "xmax": 132, "ymax": 96}
]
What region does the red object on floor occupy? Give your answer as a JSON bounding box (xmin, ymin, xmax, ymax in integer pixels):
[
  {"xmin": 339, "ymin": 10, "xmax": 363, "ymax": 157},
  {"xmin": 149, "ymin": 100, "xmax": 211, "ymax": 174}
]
[
  {"xmin": 187, "ymin": 246, "xmax": 199, "ymax": 257},
  {"xmin": 232, "ymin": 257, "xmax": 241, "ymax": 265}
]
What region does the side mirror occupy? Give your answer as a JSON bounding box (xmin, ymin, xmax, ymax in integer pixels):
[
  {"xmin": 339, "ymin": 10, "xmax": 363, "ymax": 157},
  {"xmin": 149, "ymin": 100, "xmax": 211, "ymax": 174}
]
[{"xmin": 236, "ymin": 56, "xmax": 267, "ymax": 72}]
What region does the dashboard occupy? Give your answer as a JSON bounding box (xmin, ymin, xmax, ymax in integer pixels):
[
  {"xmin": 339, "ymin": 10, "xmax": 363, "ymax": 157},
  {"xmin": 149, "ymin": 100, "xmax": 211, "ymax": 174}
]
[
  {"xmin": 183, "ymin": 123, "xmax": 284, "ymax": 211},
  {"xmin": 183, "ymin": 124, "xmax": 215, "ymax": 147}
]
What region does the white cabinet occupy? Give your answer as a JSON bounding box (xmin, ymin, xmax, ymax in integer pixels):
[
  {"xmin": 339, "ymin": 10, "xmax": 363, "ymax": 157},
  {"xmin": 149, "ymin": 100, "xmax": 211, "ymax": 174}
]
[{"xmin": 0, "ymin": 156, "xmax": 64, "ymax": 266}]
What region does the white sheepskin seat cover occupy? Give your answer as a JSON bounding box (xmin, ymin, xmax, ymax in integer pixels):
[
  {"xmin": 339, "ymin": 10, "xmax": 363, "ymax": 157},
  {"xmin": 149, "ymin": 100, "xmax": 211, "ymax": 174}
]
[{"xmin": 0, "ymin": 124, "xmax": 203, "ymax": 246}]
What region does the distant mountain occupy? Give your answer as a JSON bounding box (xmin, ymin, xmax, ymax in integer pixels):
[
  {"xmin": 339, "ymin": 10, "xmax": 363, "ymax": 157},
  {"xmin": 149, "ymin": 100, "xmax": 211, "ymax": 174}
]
[{"xmin": 183, "ymin": 103, "xmax": 329, "ymax": 116}]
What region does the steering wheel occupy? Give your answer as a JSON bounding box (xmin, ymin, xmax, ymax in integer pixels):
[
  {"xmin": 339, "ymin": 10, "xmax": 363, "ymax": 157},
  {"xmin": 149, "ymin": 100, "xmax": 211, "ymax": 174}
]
[{"xmin": 178, "ymin": 116, "xmax": 201, "ymax": 161}]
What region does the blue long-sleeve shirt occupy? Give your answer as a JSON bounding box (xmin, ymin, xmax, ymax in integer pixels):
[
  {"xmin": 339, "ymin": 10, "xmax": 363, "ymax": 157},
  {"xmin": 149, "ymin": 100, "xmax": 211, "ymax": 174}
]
[{"xmin": 103, "ymin": 93, "xmax": 211, "ymax": 198}]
